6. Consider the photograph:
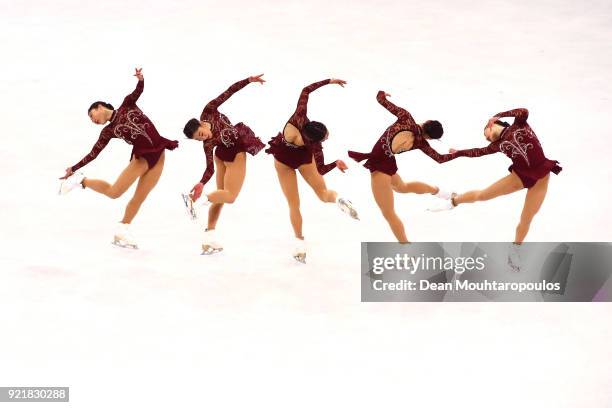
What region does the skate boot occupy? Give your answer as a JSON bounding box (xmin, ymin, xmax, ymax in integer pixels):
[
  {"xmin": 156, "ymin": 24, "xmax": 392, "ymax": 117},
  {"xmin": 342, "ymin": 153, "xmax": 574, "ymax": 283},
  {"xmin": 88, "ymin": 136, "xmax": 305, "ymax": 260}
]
[
  {"xmin": 433, "ymin": 187, "xmax": 454, "ymax": 200},
  {"xmin": 59, "ymin": 172, "xmax": 85, "ymax": 195},
  {"xmin": 427, "ymin": 193, "xmax": 457, "ymax": 212},
  {"xmin": 293, "ymin": 237, "xmax": 307, "ymax": 264},
  {"xmin": 112, "ymin": 222, "xmax": 138, "ymax": 249},
  {"xmin": 336, "ymin": 197, "xmax": 359, "ymax": 220},
  {"xmin": 201, "ymin": 229, "xmax": 223, "ymax": 255}
]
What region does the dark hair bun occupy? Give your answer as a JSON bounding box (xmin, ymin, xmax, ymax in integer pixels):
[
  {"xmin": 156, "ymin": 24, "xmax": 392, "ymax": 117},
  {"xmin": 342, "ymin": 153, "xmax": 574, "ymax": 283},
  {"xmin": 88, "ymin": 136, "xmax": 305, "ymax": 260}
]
[
  {"xmin": 303, "ymin": 121, "xmax": 328, "ymax": 142},
  {"xmin": 494, "ymin": 120, "xmax": 511, "ymax": 128},
  {"xmin": 183, "ymin": 118, "xmax": 201, "ymax": 139},
  {"xmin": 88, "ymin": 101, "xmax": 114, "ymax": 113},
  {"xmin": 423, "ymin": 120, "xmax": 444, "ymax": 139}
]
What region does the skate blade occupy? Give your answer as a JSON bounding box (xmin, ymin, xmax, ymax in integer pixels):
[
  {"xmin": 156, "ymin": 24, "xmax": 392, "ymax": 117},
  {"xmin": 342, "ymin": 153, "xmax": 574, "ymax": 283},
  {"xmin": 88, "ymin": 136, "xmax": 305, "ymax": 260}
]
[
  {"xmin": 201, "ymin": 246, "xmax": 223, "ymax": 255},
  {"xmin": 181, "ymin": 193, "xmax": 198, "ymax": 220},
  {"xmin": 293, "ymin": 253, "xmax": 307, "ymax": 264},
  {"xmin": 508, "ymin": 263, "xmax": 521, "ymax": 273},
  {"xmin": 339, "ymin": 200, "xmax": 359, "ymax": 220},
  {"xmin": 507, "ymin": 258, "xmax": 521, "ymax": 272},
  {"xmin": 112, "ymin": 239, "xmax": 138, "ymax": 250},
  {"xmin": 427, "ymin": 206, "xmax": 452, "ymax": 212},
  {"xmin": 58, "ymin": 182, "xmax": 71, "ymax": 196}
]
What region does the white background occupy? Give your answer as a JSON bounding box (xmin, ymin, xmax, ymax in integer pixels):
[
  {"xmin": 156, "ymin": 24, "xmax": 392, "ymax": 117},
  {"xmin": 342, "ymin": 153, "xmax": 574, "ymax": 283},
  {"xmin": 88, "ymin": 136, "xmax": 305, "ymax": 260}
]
[{"xmin": 1, "ymin": 0, "xmax": 611, "ymax": 406}]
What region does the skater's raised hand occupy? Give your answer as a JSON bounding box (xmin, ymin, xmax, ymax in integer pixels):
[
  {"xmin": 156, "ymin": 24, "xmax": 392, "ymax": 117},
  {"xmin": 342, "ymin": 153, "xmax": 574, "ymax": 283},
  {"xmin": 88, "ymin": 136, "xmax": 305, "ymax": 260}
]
[
  {"xmin": 486, "ymin": 116, "xmax": 500, "ymax": 130},
  {"xmin": 330, "ymin": 78, "xmax": 347, "ymax": 87},
  {"xmin": 134, "ymin": 67, "xmax": 144, "ymax": 81},
  {"xmin": 336, "ymin": 160, "xmax": 348, "ymax": 173},
  {"xmin": 249, "ymin": 74, "xmax": 266, "ymax": 84},
  {"xmin": 190, "ymin": 182, "xmax": 204, "ymax": 202},
  {"xmin": 60, "ymin": 167, "xmax": 73, "ymax": 180}
]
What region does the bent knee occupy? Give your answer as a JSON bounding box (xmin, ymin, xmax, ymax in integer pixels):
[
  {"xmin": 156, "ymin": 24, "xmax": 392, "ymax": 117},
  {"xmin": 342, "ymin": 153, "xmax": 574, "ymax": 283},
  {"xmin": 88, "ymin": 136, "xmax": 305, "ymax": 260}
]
[{"xmin": 108, "ymin": 190, "xmax": 124, "ymax": 199}]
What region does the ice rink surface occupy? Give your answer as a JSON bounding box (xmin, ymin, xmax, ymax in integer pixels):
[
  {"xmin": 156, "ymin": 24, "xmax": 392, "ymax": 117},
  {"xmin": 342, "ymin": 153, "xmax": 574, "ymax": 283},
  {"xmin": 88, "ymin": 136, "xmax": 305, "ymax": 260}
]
[{"xmin": 1, "ymin": 0, "xmax": 611, "ymax": 406}]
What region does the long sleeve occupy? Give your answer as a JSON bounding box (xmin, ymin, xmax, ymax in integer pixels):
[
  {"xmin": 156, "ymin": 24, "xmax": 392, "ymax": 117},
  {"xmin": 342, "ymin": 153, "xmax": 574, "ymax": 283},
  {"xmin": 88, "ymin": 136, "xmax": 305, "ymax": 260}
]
[
  {"xmin": 453, "ymin": 139, "xmax": 502, "ymax": 159},
  {"xmin": 199, "ymin": 143, "xmax": 215, "ymax": 185},
  {"xmin": 310, "ymin": 142, "xmax": 337, "ymax": 175},
  {"xmin": 495, "ymin": 108, "xmax": 529, "ymax": 125},
  {"xmin": 70, "ymin": 129, "xmax": 113, "ymax": 171},
  {"xmin": 417, "ymin": 139, "xmax": 461, "ymax": 164},
  {"xmin": 123, "ymin": 79, "xmax": 144, "ymax": 105},
  {"xmin": 376, "ymin": 91, "xmax": 416, "ymax": 126},
  {"xmin": 288, "ymin": 79, "xmax": 331, "ymax": 129},
  {"xmin": 201, "ymin": 78, "xmax": 250, "ymax": 118}
]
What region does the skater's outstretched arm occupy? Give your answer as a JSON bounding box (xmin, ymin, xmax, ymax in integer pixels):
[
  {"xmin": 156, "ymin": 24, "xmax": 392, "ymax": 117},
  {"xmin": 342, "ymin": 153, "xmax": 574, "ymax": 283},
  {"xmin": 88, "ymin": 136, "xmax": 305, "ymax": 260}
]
[
  {"xmin": 376, "ymin": 91, "xmax": 416, "ymax": 127},
  {"xmin": 488, "ymin": 108, "xmax": 529, "ymax": 127},
  {"xmin": 201, "ymin": 75, "xmax": 265, "ymax": 117},
  {"xmin": 417, "ymin": 139, "xmax": 461, "ymax": 164},
  {"xmin": 70, "ymin": 130, "xmax": 113, "ymax": 172},
  {"xmin": 451, "ymin": 139, "xmax": 502, "ymax": 159},
  {"xmin": 199, "ymin": 143, "xmax": 215, "ymax": 186},
  {"xmin": 289, "ymin": 79, "xmax": 346, "ymax": 128},
  {"xmin": 123, "ymin": 68, "xmax": 144, "ymax": 105},
  {"xmin": 189, "ymin": 143, "xmax": 215, "ymax": 201},
  {"xmin": 311, "ymin": 143, "xmax": 340, "ymax": 175}
]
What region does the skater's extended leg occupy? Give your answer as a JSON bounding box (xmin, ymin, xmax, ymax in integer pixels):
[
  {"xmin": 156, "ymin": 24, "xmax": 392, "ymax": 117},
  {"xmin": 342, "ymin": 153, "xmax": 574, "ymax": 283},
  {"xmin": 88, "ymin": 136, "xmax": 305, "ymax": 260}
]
[
  {"xmin": 391, "ymin": 174, "xmax": 438, "ymax": 195},
  {"xmin": 84, "ymin": 157, "xmax": 148, "ymax": 199},
  {"xmin": 372, "ymin": 171, "xmax": 408, "ymax": 243},
  {"xmin": 206, "ymin": 152, "xmax": 246, "ymax": 204},
  {"xmin": 515, "ymin": 174, "xmax": 549, "ymax": 244},
  {"xmin": 274, "ymin": 159, "xmax": 303, "ymax": 239},
  {"xmin": 207, "ymin": 156, "xmax": 227, "ymax": 230},
  {"xmin": 121, "ymin": 152, "xmax": 165, "ymax": 224},
  {"xmin": 453, "ymin": 172, "xmax": 523, "ymax": 206},
  {"xmin": 298, "ymin": 160, "xmax": 337, "ymax": 203}
]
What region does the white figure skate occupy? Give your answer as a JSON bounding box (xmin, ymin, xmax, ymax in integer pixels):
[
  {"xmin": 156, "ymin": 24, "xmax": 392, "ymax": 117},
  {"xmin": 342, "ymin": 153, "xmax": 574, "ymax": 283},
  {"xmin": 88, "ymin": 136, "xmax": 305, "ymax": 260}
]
[
  {"xmin": 112, "ymin": 223, "xmax": 138, "ymax": 250},
  {"xmin": 293, "ymin": 237, "xmax": 307, "ymax": 264},
  {"xmin": 59, "ymin": 172, "xmax": 85, "ymax": 195},
  {"xmin": 201, "ymin": 229, "xmax": 223, "ymax": 255}
]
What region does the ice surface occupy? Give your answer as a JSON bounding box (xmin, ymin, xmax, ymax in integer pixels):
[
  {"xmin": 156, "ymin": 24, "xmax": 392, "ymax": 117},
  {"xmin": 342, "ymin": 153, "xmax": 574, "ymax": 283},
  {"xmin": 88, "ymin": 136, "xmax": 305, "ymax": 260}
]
[{"xmin": 1, "ymin": 0, "xmax": 611, "ymax": 406}]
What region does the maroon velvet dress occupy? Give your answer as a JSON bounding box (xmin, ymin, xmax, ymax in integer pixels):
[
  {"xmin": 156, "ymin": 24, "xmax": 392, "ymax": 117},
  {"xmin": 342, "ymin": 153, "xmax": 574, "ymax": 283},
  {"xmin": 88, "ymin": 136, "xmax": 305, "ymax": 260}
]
[
  {"xmin": 348, "ymin": 91, "xmax": 456, "ymax": 175},
  {"xmin": 265, "ymin": 79, "xmax": 338, "ymax": 175},
  {"xmin": 71, "ymin": 80, "xmax": 178, "ymax": 172},
  {"xmin": 451, "ymin": 108, "xmax": 562, "ymax": 188},
  {"xmin": 198, "ymin": 78, "xmax": 265, "ymax": 186}
]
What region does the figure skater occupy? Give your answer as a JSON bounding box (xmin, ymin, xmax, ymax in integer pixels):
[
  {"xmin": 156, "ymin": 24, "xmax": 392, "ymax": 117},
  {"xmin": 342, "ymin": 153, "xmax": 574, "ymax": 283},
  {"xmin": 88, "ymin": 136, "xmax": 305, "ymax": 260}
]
[
  {"xmin": 347, "ymin": 91, "xmax": 456, "ymax": 243},
  {"xmin": 265, "ymin": 78, "xmax": 358, "ymax": 263},
  {"xmin": 182, "ymin": 74, "xmax": 266, "ymax": 254},
  {"xmin": 59, "ymin": 68, "xmax": 178, "ymax": 249},
  {"xmin": 427, "ymin": 108, "xmax": 562, "ymax": 269}
]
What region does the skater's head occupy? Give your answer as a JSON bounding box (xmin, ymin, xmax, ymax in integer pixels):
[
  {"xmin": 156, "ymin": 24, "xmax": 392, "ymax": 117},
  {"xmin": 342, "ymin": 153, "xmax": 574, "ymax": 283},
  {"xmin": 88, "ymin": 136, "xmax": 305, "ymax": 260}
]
[
  {"xmin": 303, "ymin": 121, "xmax": 329, "ymax": 143},
  {"xmin": 183, "ymin": 118, "xmax": 213, "ymax": 141},
  {"xmin": 422, "ymin": 120, "xmax": 444, "ymax": 139},
  {"xmin": 484, "ymin": 120, "xmax": 510, "ymax": 142},
  {"xmin": 88, "ymin": 101, "xmax": 114, "ymax": 125}
]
